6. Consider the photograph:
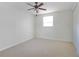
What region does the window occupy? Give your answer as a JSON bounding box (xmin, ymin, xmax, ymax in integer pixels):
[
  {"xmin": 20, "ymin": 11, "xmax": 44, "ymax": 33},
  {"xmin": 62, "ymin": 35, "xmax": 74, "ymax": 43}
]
[{"xmin": 43, "ymin": 16, "xmax": 53, "ymax": 27}]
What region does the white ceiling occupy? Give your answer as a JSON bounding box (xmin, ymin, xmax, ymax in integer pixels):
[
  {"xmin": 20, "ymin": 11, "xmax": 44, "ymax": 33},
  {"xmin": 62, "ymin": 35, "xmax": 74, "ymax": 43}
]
[{"xmin": 0, "ymin": 2, "xmax": 75, "ymax": 14}]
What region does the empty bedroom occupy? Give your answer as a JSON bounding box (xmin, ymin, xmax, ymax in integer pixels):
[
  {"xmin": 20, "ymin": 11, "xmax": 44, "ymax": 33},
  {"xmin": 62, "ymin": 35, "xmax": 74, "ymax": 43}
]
[{"xmin": 0, "ymin": 2, "xmax": 79, "ymax": 57}]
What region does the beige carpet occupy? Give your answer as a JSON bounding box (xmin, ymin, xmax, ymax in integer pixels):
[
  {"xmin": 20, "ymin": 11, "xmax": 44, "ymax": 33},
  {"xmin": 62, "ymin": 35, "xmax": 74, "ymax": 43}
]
[{"xmin": 0, "ymin": 38, "xmax": 76, "ymax": 57}]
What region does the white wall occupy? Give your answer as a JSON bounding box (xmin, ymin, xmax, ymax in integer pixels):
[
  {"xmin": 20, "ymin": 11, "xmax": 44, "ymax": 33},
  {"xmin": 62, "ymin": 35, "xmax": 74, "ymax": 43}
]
[
  {"xmin": 0, "ymin": 3, "xmax": 34, "ymax": 51},
  {"xmin": 73, "ymin": 3, "xmax": 79, "ymax": 56},
  {"xmin": 35, "ymin": 10, "xmax": 73, "ymax": 42}
]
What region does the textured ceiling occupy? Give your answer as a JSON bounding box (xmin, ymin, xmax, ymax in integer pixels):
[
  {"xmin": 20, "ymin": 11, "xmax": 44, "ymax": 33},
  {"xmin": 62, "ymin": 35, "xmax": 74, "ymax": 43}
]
[{"xmin": 0, "ymin": 2, "xmax": 75, "ymax": 14}]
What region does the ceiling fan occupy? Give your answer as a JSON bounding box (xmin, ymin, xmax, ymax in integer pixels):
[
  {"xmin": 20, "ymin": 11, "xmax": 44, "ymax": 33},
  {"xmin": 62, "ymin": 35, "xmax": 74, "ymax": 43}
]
[{"xmin": 26, "ymin": 2, "xmax": 47, "ymax": 16}]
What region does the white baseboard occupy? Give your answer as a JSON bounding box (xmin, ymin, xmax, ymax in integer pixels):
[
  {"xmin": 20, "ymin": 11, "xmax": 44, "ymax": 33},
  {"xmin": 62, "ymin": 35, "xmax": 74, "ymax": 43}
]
[
  {"xmin": 36, "ymin": 36, "xmax": 72, "ymax": 43},
  {"xmin": 0, "ymin": 37, "xmax": 33, "ymax": 52}
]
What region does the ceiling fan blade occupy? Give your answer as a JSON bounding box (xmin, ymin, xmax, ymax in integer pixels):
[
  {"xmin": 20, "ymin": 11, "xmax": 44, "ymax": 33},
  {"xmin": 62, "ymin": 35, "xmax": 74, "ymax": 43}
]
[
  {"xmin": 26, "ymin": 3, "xmax": 34, "ymax": 7},
  {"xmin": 39, "ymin": 8, "xmax": 46, "ymax": 10},
  {"xmin": 38, "ymin": 3, "xmax": 43, "ymax": 7},
  {"xmin": 27, "ymin": 8, "xmax": 34, "ymax": 10}
]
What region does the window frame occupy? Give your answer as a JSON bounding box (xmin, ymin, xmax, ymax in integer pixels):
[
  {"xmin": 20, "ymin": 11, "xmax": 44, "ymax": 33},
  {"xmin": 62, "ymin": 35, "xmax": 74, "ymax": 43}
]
[{"xmin": 43, "ymin": 16, "xmax": 53, "ymax": 27}]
